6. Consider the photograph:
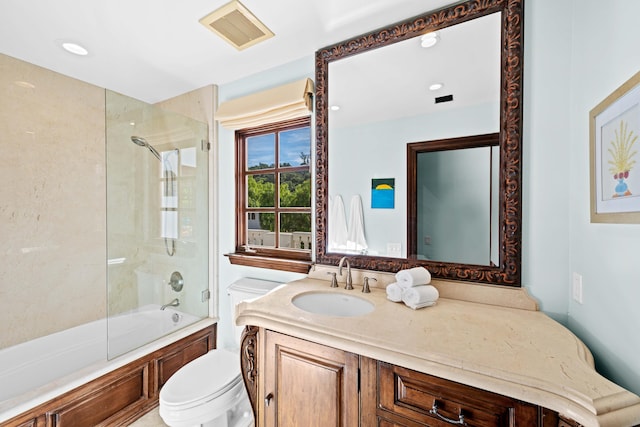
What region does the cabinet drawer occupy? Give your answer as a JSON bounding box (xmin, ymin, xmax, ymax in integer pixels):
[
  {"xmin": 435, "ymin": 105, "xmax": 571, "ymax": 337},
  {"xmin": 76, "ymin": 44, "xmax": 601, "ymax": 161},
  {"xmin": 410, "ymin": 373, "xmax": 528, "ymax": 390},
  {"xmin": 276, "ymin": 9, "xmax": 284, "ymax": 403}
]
[{"xmin": 378, "ymin": 362, "xmax": 517, "ymax": 427}]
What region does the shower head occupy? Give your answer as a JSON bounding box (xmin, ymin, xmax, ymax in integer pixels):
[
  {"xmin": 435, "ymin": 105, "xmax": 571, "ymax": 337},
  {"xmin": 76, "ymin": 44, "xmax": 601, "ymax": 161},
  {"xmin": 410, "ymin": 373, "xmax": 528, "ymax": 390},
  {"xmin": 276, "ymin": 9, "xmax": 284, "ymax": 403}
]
[
  {"xmin": 130, "ymin": 136, "xmax": 161, "ymax": 160},
  {"xmin": 130, "ymin": 135, "xmax": 147, "ymax": 147}
]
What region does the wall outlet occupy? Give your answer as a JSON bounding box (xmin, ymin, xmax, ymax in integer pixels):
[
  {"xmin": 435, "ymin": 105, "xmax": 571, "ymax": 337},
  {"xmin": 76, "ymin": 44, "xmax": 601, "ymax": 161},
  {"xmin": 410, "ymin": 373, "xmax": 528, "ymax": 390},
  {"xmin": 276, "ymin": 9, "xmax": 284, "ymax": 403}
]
[
  {"xmin": 572, "ymin": 272, "xmax": 583, "ymax": 304},
  {"xmin": 424, "ymin": 235, "xmax": 432, "ymax": 245}
]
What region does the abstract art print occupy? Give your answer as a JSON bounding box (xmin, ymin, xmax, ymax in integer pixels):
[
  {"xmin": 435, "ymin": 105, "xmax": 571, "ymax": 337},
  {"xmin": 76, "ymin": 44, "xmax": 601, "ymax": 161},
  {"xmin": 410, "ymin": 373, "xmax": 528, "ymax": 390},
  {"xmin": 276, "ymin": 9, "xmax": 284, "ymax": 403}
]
[
  {"xmin": 590, "ymin": 71, "xmax": 640, "ymax": 223},
  {"xmin": 371, "ymin": 178, "xmax": 395, "ymax": 209}
]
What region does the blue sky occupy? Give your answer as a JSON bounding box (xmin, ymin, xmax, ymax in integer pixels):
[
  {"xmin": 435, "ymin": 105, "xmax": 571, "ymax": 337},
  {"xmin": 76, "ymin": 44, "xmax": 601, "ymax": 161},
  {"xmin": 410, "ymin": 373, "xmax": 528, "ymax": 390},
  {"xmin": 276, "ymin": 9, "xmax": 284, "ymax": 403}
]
[{"xmin": 247, "ymin": 127, "xmax": 310, "ymax": 168}]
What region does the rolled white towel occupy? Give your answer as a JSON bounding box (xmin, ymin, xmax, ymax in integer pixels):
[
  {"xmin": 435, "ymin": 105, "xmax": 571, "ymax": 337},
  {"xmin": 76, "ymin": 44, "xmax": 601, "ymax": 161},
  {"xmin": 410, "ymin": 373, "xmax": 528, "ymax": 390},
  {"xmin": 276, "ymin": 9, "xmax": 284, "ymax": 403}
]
[
  {"xmin": 386, "ymin": 283, "xmax": 403, "ymax": 302},
  {"xmin": 401, "ymin": 285, "xmax": 439, "ymax": 309},
  {"xmin": 405, "ymin": 301, "xmax": 437, "ymax": 310},
  {"xmin": 395, "ymin": 267, "xmax": 431, "ymax": 288}
]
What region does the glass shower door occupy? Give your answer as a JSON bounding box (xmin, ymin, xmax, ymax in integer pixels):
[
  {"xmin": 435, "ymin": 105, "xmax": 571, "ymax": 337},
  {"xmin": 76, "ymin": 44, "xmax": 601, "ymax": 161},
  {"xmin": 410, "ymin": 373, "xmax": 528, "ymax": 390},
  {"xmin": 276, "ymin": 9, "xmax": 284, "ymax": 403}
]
[{"xmin": 106, "ymin": 90, "xmax": 209, "ymax": 359}]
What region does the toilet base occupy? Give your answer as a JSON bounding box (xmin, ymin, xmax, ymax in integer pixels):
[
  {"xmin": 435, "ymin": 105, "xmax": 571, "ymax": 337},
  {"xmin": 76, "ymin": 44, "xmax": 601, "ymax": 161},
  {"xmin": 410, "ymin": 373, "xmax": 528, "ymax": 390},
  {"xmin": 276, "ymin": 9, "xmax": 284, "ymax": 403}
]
[
  {"xmin": 200, "ymin": 395, "xmax": 253, "ymax": 427},
  {"xmin": 160, "ymin": 380, "xmax": 253, "ymax": 427}
]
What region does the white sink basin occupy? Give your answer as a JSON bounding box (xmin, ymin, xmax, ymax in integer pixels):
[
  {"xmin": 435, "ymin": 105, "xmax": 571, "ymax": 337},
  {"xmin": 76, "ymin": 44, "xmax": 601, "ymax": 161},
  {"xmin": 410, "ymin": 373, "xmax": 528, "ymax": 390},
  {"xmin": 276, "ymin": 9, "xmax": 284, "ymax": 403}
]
[{"xmin": 292, "ymin": 291, "xmax": 375, "ymax": 317}]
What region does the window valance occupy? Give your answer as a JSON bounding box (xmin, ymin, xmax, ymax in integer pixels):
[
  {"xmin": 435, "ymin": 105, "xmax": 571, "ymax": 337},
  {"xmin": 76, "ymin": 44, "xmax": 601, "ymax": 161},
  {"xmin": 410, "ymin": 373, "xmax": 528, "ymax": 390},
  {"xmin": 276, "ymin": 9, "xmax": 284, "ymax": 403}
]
[{"xmin": 216, "ymin": 78, "xmax": 314, "ymax": 129}]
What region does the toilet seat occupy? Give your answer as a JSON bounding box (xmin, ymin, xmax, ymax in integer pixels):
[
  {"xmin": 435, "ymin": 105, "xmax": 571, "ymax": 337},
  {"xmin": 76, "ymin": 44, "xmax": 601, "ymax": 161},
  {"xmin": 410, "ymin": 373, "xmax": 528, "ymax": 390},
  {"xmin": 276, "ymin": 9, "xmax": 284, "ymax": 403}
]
[
  {"xmin": 160, "ymin": 279, "xmax": 282, "ymax": 426},
  {"xmin": 160, "ymin": 348, "xmax": 242, "ymax": 411}
]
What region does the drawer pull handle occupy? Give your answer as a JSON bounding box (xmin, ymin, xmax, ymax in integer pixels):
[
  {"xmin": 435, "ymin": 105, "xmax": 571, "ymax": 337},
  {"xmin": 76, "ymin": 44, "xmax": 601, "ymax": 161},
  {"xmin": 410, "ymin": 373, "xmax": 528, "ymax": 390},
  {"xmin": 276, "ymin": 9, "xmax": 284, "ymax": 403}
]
[
  {"xmin": 430, "ymin": 402, "xmax": 467, "ymax": 425},
  {"xmin": 265, "ymin": 393, "xmax": 274, "ymax": 407}
]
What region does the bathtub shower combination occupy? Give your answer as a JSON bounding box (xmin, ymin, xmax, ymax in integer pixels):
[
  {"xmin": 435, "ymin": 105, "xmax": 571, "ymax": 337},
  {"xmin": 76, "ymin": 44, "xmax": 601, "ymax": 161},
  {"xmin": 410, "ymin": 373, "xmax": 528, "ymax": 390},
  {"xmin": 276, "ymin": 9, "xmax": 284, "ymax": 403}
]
[
  {"xmin": 0, "ymin": 306, "xmax": 205, "ymax": 422},
  {"xmin": 0, "ymin": 90, "xmax": 211, "ymax": 425}
]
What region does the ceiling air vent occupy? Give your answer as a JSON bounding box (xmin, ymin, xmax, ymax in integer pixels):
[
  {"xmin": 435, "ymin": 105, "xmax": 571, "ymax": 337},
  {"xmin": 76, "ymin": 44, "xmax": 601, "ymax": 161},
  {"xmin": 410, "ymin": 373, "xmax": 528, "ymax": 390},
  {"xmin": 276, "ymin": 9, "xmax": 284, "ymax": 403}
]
[
  {"xmin": 435, "ymin": 94, "xmax": 454, "ymax": 104},
  {"xmin": 199, "ymin": 0, "xmax": 274, "ymax": 51}
]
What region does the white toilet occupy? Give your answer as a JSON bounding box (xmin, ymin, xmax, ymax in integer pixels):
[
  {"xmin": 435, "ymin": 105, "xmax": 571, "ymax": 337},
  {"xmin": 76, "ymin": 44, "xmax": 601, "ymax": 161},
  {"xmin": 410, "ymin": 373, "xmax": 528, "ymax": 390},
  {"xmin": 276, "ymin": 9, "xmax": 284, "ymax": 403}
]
[{"xmin": 159, "ymin": 278, "xmax": 282, "ymax": 427}]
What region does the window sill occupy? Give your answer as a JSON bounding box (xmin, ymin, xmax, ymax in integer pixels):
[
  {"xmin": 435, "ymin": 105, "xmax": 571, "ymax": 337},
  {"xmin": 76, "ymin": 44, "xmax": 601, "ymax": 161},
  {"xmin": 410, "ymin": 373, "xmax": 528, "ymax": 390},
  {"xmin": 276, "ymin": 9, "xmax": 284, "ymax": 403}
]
[{"xmin": 225, "ymin": 253, "xmax": 312, "ymax": 274}]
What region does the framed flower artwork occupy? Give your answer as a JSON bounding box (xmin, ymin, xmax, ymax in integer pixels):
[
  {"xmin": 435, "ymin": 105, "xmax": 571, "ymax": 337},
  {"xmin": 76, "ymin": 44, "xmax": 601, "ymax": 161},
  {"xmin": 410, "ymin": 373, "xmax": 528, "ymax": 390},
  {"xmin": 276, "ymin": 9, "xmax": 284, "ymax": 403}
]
[{"xmin": 590, "ymin": 70, "xmax": 640, "ymax": 223}]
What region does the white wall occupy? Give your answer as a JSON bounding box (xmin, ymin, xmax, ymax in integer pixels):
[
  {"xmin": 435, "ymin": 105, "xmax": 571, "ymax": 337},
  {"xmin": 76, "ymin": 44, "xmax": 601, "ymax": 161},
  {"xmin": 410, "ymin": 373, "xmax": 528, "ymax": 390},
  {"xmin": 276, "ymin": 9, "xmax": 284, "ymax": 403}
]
[
  {"xmin": 215, "ymin": 57, "xmax": 313, "ymax": 348},
  {"xmin": 523, "ymin": 0, "xmax": 640, "ymax": 395},
  {"xmin": 521, "ymin": 0, "xmax": 574, "ymax": 322},
  {"xmin": 566, "ymin": 0, "xmax": 640, "ymax": 395}
]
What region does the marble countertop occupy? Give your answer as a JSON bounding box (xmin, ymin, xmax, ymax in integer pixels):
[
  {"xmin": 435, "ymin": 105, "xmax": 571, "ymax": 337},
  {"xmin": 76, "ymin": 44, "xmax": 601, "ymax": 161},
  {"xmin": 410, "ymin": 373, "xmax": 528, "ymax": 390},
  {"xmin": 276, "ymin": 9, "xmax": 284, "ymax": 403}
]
[{"xmin": 235, "ymin": 271, "xmax": 640, "ymax": 427}]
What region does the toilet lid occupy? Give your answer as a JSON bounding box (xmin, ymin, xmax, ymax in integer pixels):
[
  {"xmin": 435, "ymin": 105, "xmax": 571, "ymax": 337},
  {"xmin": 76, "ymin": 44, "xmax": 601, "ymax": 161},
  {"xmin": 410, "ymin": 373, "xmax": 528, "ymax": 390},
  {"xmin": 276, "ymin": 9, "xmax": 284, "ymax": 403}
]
[{"xmin": 160, "ymin": 348, "xmax": 242, "ymax": 409}]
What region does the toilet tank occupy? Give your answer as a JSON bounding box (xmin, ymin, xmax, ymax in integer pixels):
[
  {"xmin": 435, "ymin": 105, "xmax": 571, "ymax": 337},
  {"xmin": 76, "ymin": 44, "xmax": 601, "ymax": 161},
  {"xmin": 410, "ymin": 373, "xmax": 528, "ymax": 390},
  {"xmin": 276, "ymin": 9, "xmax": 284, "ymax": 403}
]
[{"xmin": 227, "ymin": 278, "xmax": 282, "ymax": 345}]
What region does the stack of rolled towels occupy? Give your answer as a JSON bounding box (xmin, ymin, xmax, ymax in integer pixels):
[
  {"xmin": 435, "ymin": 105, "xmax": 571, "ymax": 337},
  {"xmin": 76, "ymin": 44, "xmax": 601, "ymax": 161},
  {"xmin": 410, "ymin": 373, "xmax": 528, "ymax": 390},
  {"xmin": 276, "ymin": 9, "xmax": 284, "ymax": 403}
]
[{"xmin": 386, "ymin": 267, "xmax": 438, "ymax": 310}]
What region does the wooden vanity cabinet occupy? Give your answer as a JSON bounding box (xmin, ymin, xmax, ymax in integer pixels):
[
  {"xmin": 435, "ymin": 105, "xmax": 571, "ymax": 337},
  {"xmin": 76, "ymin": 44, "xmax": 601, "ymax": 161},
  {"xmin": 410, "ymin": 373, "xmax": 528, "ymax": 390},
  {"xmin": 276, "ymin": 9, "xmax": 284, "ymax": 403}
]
[
  {"xmin": 259, "ymin": 330, "xmax": 359, "ymax": 427},
  {"xmin": 244, "ymin": 328, "xmax": 576, "ymax": 427},
  {"xmin": 369, "ymin": 360, "xmax": 542, "ymax": 427}
]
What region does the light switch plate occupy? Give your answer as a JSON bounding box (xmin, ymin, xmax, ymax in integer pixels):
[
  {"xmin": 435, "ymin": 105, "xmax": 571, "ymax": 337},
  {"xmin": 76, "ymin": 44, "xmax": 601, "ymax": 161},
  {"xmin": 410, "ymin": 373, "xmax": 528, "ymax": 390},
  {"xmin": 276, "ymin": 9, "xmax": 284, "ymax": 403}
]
[
  {"xmin": 572, "ymin": 272, "xmax": 583, "ymax": 304},
  {"xmin": 387, "ymin": 243, "xmax": 401, "ymax": 257}
]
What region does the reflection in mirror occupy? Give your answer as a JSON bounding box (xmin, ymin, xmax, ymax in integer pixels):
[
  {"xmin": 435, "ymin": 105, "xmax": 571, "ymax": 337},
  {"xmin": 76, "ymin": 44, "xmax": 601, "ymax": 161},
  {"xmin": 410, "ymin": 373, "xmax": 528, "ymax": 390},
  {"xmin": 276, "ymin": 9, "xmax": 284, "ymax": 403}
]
[
  {"xmin": 316, "ymin": 0, "xmax": 525, "ymax": 286},
  {"xmin": 327, "ymin": 12, "xmax": 501, "ymax": 259},
  {"xmin": 328, "ymin": 12, "xmax": 501, "ymax": 129},
  {"xmin": 407, "ymin": 134, "xmax": 499, "ymax": 266}
]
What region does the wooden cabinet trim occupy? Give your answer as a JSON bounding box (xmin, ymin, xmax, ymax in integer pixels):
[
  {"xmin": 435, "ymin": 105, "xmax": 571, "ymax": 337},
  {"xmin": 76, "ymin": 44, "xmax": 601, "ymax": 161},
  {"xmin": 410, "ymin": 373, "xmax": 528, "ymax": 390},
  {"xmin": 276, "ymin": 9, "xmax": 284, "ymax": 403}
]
[{"xmin": 240, "ymin": 325, "xmax": 260, "ymax": 422}]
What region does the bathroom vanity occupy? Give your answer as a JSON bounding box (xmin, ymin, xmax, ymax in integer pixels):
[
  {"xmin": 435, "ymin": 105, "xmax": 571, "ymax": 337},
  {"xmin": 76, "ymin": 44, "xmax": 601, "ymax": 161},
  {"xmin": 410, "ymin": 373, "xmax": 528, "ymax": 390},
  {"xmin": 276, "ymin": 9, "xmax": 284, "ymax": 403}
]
[{"xmin": 235, "ymin": 270, "xmax": 640, "ymax": 427}]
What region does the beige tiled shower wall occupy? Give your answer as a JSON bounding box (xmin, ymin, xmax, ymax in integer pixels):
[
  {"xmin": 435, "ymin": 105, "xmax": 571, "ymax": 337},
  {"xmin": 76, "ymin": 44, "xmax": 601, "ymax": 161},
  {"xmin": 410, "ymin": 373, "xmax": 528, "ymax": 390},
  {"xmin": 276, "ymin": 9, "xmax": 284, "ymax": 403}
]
[{"xmin": 0, "ymin": 53, "xmax": 107, "ymax": 349}]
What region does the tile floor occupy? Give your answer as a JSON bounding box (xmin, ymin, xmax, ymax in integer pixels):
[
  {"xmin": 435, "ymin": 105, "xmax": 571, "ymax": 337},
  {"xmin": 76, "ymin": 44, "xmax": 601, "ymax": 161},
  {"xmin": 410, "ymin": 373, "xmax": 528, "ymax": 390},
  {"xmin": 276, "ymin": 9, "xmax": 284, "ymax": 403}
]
[{"xmin": 128, "ymin": 407, "xmax": 168, "ymax": 426}]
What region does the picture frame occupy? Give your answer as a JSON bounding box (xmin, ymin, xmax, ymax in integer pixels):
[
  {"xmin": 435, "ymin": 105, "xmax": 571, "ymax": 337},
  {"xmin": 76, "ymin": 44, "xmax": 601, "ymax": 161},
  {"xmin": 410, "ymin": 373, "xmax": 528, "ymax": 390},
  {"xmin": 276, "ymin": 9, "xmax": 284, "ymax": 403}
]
[
  {"xmin": 590, "ymin": 70, "xmax": 640, "ymax": 223},
  {"xmin": 371, "ymin": 178, "xmax": 395, "ymax": 209}
]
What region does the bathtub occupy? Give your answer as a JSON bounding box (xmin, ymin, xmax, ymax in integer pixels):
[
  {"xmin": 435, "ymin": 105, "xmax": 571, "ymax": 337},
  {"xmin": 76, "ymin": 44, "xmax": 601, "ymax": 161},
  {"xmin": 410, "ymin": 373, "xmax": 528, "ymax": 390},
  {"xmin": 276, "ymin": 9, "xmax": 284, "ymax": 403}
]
[{"xmin": 0, "ymin": 305, "xmax": 214, "ymax": 424}]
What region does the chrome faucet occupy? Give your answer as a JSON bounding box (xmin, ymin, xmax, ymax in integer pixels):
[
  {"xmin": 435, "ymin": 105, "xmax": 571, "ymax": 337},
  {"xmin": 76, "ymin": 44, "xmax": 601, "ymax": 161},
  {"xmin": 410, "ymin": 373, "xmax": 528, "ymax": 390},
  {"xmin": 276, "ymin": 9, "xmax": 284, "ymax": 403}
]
[
  {"xmin": 160, "ymin": 298, "xmax": 180, "ymax": 311},
  {"xmin": 338, "ymin": 256, "xmax": 353, "ymax": 290}
]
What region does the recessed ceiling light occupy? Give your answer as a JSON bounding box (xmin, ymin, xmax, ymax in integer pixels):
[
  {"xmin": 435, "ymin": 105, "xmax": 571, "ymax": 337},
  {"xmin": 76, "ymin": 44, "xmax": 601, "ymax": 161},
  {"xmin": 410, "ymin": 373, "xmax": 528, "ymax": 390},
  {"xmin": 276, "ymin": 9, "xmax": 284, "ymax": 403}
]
[
  {"xmin": 61, "ymin": 42, "xmax": 89, "ymax": 56},
  {"xmin": 421, "ymin": 32, "xmax": 440, "ymax": 48},
  {"xmin": 330, "ymin": 105, "xmax": 341, "ymax": 111},
  {"xmin": 429, "ymin": 83, "xmax": 444, "ymax": 91}
]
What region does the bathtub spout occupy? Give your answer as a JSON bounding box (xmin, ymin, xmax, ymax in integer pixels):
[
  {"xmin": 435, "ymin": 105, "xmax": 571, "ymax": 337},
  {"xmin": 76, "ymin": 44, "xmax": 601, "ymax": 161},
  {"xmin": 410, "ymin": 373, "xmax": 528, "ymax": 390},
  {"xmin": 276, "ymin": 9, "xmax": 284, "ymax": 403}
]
[{"xmin": 160, "ymin": 298, "xmax": 180, "ymax": 311}]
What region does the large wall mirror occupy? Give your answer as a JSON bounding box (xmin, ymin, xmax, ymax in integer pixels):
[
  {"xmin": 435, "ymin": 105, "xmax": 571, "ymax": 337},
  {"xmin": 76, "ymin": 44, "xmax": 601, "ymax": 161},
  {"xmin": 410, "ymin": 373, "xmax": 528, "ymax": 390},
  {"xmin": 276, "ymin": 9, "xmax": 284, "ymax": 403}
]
[{"xmin": 315, "ymin": 0, "xmax": 524, "ymax": 286}]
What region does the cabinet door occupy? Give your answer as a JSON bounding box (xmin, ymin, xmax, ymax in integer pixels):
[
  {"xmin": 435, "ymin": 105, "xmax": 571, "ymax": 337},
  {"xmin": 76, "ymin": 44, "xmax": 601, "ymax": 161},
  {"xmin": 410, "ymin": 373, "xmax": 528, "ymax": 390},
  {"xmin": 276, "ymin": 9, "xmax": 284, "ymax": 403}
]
[{"xmin": 262, "ymin": 330, "xmax": 359, "ymax": 427}]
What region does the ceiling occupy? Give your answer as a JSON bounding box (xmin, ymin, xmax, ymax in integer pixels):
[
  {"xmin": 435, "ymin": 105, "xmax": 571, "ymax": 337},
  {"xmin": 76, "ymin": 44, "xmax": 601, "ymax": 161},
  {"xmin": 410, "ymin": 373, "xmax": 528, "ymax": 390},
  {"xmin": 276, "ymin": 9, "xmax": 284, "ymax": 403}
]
[
  {"xmin": 0, "ymin": 0, "xmax": 455, "ymax": 104},
  {"xmin": 328, "ymin": 12, "xmax": 500, "ymax": 128}
]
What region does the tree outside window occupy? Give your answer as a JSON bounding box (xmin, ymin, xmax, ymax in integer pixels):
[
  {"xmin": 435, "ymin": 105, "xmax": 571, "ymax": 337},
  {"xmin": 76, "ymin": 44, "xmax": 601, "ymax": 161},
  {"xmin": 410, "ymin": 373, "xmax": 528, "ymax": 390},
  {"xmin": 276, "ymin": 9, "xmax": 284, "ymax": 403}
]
[{"xmin": 236, "ymin": 117, "xmax": 312, "ymax": 260}]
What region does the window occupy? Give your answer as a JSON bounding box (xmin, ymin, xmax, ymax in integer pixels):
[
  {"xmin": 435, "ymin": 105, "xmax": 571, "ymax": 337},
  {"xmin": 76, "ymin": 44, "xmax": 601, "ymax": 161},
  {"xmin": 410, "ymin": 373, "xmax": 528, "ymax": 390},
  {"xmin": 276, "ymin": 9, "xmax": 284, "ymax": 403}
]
[{"xmin": 230, "ymin": 117, "xmax": 312, "ymax": 272}]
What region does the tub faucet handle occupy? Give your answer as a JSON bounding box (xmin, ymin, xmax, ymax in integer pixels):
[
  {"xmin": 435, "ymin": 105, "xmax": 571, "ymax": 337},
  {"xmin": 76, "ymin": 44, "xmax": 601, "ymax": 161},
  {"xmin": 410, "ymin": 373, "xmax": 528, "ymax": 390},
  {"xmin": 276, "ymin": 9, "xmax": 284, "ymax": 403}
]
[
  {"xmin": 327, "ymin": 271, "xmax": 338, "ymax": 288},
  {"xmin": 168, "ymin": 271, "xmax": 184, "ymax": 292}
]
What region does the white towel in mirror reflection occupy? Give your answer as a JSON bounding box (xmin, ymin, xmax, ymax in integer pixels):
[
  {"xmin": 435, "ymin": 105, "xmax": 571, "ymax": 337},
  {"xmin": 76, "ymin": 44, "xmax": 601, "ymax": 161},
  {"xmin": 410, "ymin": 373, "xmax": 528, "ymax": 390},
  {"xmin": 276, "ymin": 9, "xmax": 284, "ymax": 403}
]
[
  {"xmin": 346, "ymin": 195, "xmax": 367, "ymax": 251},
  {"xmin": 328, "ymin": 195, "xmax": 348, "ymax": 251},
  {"xmin": 328, "ymin": 195, "xmax": 369, "ymax": 252}
]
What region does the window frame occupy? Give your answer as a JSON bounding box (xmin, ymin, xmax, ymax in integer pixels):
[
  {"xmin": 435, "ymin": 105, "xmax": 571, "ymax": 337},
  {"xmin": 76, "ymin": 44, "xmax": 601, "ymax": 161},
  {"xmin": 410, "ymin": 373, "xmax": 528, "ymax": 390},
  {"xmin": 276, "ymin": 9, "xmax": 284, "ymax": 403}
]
[{"xmin": 230, "ymin": 116, "xmax": 312, "ymax": 272}]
